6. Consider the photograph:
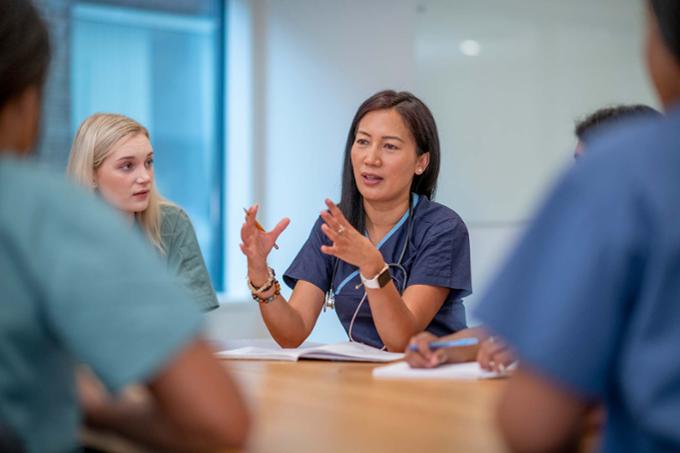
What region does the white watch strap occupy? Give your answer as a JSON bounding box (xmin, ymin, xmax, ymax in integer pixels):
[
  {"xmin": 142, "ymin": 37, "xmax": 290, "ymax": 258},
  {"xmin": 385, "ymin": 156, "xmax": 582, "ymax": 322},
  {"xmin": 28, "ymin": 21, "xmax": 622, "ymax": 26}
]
[{"xmin": 360, "ymin": 263, "xmax": 389, "ymax": 289}]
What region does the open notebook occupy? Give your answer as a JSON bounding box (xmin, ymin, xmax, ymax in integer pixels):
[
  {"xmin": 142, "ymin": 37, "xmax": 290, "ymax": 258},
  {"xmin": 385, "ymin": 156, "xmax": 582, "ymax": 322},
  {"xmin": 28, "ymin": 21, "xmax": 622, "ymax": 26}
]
[
  {"xmin": 373, "ymin": 361, "xmax": 514, "ymax": 380},
  {"xmin": 215, "ymin": 340, "xmax": 404, "ymax": 363}
]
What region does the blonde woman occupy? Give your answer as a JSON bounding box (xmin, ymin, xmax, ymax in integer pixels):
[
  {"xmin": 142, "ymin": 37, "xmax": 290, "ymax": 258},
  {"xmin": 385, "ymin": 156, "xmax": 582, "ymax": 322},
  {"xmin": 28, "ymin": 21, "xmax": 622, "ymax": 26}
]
[{"xmin": 67, "ymin": 113, "xmax": 218, "ymax": 311}]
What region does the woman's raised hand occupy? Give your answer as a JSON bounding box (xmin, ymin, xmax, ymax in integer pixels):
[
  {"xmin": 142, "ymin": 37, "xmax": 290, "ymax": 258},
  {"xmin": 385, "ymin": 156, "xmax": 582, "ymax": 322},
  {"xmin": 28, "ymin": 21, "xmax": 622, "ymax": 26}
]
[
  {"xmin": 240, "ymin": 204, "xmax": 290, "ymax": 271},
  {"xmin": 319, "ymin": 199, "xmax": 382, "ymax": 274}
]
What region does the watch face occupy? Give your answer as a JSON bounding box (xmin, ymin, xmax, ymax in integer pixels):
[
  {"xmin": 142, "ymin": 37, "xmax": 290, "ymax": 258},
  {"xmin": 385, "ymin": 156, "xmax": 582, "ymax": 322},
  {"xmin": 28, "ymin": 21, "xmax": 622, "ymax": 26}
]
[{"xmin": 377, "ymin": 267, "xmax": 392, "ymax": 288}]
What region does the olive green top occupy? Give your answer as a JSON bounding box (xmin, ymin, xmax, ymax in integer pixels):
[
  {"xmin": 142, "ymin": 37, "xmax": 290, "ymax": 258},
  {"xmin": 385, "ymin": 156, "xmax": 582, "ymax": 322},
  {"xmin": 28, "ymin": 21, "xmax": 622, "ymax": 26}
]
[{"xmin": 159, "ymin": 204, "xmax": 219, "ymax": 311}]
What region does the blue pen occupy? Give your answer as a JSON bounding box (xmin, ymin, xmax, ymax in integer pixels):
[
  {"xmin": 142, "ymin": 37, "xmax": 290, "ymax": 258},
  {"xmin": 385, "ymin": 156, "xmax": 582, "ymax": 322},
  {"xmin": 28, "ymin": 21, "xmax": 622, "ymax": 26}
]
[{"xmin": 409, "ymin": 337, "xmax": 479, "ymax": 352}]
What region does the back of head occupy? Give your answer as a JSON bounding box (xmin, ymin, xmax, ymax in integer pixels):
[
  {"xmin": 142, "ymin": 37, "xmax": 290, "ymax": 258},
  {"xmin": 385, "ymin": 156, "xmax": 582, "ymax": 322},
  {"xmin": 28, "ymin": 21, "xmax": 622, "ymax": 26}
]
[
  {"xmin": 650, "ymin": 0, "xmax": 680, "ymax": 62},
  {"xmin": 0, "ymin": 420, "xmax": 24, "ymax": 453},
  {"xmin": 0, "ymin": 0, "xmax": 50, "ymax": 109},
  {"xmin": 574, "ymin": 104, "xmax": 662, "ymax": 142},
  {"xmin": 647, "ymin": 1, "xmax": 680, "ymax": 109}
]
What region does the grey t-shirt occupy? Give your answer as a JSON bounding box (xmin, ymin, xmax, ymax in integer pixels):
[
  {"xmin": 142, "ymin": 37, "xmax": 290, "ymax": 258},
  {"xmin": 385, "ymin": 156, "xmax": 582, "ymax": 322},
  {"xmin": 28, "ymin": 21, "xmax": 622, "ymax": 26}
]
[{"xmin": 0, "ymin": 156, "xmax": 202, "ymax": 452}]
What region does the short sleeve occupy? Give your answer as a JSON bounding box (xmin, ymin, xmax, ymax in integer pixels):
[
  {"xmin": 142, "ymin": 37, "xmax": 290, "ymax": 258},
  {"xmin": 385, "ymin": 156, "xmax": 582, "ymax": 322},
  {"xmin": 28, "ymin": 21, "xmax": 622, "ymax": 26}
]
[
  {"xmin": 475, "ymin": 161, "xmax": 641, "ymax": 398},
  {"xmin": 283, "ymin": 217, "xmax": 333, "ymax": 292},
  {"xmin": 163, "ymin": 207, "xmax": 219, "ymax": 311},
  {"xmin": 29, "ymin": 186, "xmax": 203, "ymax": 393},
  {"xmin": 407, "ymin": 217, "xmax": 472, "ymax": 300}
]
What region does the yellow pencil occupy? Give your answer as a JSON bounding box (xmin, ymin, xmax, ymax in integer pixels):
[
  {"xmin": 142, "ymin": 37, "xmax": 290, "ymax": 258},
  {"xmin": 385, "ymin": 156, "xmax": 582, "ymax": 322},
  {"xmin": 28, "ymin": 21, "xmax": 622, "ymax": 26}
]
[{"xmin": 243, "ymin": 208, "xmax": 279, "ymax": 249}]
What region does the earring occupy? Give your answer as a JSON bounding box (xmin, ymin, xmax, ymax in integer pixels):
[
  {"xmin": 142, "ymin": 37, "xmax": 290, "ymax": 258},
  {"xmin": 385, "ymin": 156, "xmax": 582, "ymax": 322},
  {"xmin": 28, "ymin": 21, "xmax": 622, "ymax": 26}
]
[{"xmin": 416, "ymin": 168, "xmax": 423, "ymax": 175}]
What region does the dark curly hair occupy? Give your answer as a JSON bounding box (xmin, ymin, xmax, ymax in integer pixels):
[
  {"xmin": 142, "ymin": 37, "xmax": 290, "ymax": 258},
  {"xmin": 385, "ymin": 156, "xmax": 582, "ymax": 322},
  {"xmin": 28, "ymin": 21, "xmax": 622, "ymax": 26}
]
[{"xmin": 574, "ymin": 104, "xmax": 661, "ymax": 141}]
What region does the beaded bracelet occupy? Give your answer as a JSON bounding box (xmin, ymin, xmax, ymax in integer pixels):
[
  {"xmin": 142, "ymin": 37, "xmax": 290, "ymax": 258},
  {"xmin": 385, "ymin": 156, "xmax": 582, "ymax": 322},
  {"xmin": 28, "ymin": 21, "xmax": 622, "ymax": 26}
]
[
  {"xmin": 251, "ymin": 280, "xmax": 281, "ymax": 304},
  {"xmin": 246, "ymin": 267, "xmax": 276, "ymax": 295}
]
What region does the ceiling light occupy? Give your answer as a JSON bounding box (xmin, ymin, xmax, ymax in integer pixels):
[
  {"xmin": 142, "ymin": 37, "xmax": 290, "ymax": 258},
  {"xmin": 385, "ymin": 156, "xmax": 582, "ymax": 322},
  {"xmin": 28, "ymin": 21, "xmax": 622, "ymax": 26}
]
[{"xmin": 460, "ymin": 40, "xmax": 481, "ymax": 56}]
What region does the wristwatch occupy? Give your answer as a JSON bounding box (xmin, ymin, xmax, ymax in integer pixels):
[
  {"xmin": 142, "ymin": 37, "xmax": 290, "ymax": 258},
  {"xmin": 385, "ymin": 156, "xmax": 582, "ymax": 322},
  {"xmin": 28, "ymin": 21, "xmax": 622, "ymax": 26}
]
[{"xmin": 360, "ymin": 263, "xmax": 391, "ymax": 289}]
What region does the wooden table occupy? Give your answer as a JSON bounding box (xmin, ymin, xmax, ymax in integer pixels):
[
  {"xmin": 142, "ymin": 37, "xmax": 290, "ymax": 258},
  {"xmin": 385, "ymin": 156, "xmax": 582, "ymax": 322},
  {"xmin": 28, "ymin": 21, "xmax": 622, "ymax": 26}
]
[{"xmin": 226, "ymin": 360, "xmax": 508, "ymax": 453}]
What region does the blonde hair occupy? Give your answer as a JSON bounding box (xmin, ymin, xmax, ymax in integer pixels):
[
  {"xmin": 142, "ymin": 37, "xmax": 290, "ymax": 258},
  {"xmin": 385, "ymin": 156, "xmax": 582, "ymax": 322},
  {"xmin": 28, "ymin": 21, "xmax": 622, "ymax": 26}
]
[{"xmin": 67, "ymin": 113, "xmax": 169, "ymax": 253}]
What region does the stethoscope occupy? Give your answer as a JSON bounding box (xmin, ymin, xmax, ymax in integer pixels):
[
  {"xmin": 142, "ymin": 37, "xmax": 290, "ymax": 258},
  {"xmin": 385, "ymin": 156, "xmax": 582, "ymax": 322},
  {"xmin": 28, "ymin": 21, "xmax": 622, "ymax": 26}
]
[{"xmin": 324, "ymin": 194, "xmax": 418, "ymax": 343}]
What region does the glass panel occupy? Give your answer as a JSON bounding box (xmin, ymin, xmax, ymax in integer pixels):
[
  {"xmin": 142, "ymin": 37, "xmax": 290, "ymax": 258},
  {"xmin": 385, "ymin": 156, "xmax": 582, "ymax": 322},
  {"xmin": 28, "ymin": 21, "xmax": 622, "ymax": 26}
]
[{"xmin": 71, "ymin": 2, "xmax": 224, "ymax": 290}]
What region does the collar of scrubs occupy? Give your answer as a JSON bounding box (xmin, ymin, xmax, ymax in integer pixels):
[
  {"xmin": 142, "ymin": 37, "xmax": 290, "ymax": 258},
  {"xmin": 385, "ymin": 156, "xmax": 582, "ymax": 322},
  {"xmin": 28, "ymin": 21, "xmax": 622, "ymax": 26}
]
[{"xmin": 333, "ymin": 193, "xmax": 420, "ymax": 294}]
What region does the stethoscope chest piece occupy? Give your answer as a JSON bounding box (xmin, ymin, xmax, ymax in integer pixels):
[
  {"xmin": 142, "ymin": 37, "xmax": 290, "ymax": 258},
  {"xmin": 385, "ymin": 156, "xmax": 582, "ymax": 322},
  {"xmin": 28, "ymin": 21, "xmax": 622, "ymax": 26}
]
[{"xmin": 324, "ymin": 289, "xmax": 335, "ymax": 311}]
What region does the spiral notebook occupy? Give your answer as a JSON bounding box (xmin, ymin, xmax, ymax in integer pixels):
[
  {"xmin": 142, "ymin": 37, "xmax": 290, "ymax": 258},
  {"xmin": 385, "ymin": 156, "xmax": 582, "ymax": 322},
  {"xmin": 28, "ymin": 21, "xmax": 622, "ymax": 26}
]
[{"xmin": 215, "ymin": 340, "xmax": 404, "ymax": 363}]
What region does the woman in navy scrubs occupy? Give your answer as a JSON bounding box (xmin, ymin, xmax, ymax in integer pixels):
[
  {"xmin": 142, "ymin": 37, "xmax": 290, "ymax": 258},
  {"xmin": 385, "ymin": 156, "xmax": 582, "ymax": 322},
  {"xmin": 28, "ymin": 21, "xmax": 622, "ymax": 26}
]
[{"xmin": 240, "ymin": 90, "xmax": 471, "ymax": 351}]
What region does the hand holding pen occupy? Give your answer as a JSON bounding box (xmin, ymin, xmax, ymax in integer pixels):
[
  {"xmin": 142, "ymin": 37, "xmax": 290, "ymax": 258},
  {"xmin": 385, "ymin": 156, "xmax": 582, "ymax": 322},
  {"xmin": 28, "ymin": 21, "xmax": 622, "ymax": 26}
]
[
  {"xmin": 408, "ymin": 337, "xmax": 479, "ymax": 352},
  {"xmin": 406, "ymin": 332, "xmax": 480, "ymax": 368},
  {"xmin": 243, "ymin": 207, "xmax": 280, "ymax": 250},
  {"xmin": 239, "ymin": 205, "xmax": 290, "ymax": 272}
]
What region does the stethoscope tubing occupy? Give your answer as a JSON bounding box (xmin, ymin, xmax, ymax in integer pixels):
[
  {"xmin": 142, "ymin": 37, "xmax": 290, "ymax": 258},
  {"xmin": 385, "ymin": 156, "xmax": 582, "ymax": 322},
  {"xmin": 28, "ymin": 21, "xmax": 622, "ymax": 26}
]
[{"xmin": 325, "ymin": 200, "xmax": 415, "ymax": 315}]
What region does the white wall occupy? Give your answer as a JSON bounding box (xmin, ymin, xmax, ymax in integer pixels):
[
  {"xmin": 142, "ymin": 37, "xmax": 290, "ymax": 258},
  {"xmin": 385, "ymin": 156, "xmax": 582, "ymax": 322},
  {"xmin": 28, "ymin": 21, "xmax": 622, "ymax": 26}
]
[
  {"xmin": 255, "ymin": 0, "xmax": 421, "ymax": 342},
  {"xmin": 413, "ymin": 0, "xmax": 656, "ymax": 319},
  {"xmin": 208, "ymin": 0, "xmax": 657, "ymax": 342}
]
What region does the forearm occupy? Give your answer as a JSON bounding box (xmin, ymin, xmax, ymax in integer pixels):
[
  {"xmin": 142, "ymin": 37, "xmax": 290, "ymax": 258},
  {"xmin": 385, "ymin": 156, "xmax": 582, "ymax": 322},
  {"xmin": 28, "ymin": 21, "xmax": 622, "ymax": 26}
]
[
  {"xmin": 248, "ymin": 262, "xmax": 312, "ymax": 347},
  {"xmin": 352, "ymin": 254, "xmax": 417, "ymax": 351},
  {"xmin": 429, "ymin": 327, "xmax": 488, "ymax": 362},
  {"xmin": 365, "ymin": 282, "xmax": 421, "ymax": 352},
  {"xmin": 85, "ymin": 395, "xmax": 228, "ymax": 452},
  {"xmin": 258, "ymin": 295, "xmax": 311, "ymax": 348},
  {"xmin": 451, "ymin": 326, "xmax": 489, "ymax": 341},
  {"xmin": 498, "ymin": 367, "xmax": 588, "ymax": 453},
  {"xmin": 83, "ymin": 340, "xmax": 251, "ymax": 450}
]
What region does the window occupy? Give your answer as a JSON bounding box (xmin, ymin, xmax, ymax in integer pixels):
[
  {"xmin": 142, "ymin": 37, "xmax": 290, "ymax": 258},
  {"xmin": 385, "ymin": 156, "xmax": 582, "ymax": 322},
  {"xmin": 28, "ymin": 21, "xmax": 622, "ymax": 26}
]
[{"xmin": 70, "ymin": 1, "xmax": 225, "ymax": 290}]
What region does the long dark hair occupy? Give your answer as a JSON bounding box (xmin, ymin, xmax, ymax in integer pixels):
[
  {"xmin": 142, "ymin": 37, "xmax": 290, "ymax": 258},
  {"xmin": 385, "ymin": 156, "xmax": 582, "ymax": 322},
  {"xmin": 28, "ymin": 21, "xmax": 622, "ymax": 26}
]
[
  {"xmin": 0, "ymin": 0, "xmax": 50, "ymax": 108},
  {"xmin": 339, "ymin": 90, "xmax": 441, "ymax": 232},
  {"xmin": 650, "ymin": 0, "xmax": 680, "ymax": 62}
]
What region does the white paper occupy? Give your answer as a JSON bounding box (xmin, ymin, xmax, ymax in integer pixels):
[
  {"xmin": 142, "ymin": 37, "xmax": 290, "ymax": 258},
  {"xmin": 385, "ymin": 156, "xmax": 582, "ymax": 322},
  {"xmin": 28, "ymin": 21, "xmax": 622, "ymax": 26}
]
[
  {"xmin": 372, "ymin": 361, "xmax": 512, "ymax": 380},
  {"xmin": 215, "ymin": 340, "xmax": 404, "ymax": 363}
]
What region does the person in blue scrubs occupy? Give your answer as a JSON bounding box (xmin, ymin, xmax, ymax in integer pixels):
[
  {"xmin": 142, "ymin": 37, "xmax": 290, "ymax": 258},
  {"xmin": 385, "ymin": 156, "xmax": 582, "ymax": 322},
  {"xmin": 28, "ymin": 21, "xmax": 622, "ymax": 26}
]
[
  {"xmin": 406, "ymin": 104, "xmax": 665, "ymax": 371},
  {"xmin": 0, "ymin": 1, "xmax": 249, "ymax": 450},
  {"xmin": 240, "ymin": 90, "xmax": 471, "ymax": 351},
  {"xmin": 472, "ymin": 1, "xmax": 680, "ymax": 451},
  {"xmin": 406, "ymin": 112, "xmax": 666, "ymax": 372}
]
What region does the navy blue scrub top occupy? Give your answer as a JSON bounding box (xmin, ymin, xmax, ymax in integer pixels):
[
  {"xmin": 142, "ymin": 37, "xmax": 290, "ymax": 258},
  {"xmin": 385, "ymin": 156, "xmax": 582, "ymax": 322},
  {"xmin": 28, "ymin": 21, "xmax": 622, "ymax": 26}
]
[
  {"xmin": 476, "ymin": 105, "xmax": 680, "ymax": 451},
  {"xmin": 284, "ymin": 194, "xmax": 472, "ymax": 348}
]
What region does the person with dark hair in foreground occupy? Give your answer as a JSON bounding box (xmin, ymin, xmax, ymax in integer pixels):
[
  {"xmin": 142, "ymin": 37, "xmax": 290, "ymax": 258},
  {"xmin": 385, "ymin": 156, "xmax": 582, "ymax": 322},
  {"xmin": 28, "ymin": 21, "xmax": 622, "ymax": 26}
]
[
  {"xmin": 0, "ymin": 1, "xmax": 249, "ymax": 451},
  {"xmin": 474, "ymin": 0, "xmax": 680, "ymax": 451},
  {"xmin": 240, "ymin": 90, "xmax": 472, "ymax": 352},
  {"xmin": 574, "ymin": 104, "xmax": 662, "ymax": 157}
]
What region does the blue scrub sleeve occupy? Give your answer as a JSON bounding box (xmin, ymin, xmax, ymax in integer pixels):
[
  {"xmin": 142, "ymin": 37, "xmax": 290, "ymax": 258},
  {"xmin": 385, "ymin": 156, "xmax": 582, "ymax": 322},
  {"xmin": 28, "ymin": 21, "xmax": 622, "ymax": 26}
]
[
  {"xmin": 475, "ymin": 161, "xmax": 642, "ymax": 398},
  {"xmin": 406, "ymin": 216, "xmax": 472, "ymax": 299},
  {"xmin": 32, "ymin": 185, "xmax": 202, "ymax": 394},
  {"xmin": 283, "ymin": 217, "xmax": 333, "ymax": 292}
]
